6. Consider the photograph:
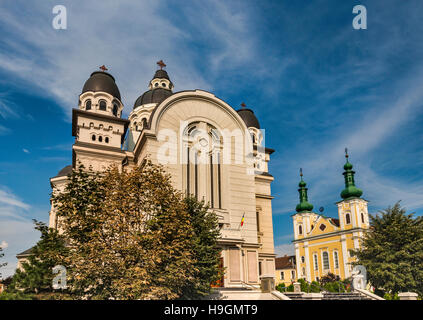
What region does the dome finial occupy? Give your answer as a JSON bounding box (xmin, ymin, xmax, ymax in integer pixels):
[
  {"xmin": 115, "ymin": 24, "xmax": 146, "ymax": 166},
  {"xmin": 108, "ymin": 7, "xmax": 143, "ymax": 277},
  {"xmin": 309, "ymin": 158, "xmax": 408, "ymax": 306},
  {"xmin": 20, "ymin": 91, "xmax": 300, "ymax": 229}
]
[
  {"xmin": 345, "ymin": 147, "xmax": 349, "ymax": 162},
  {"xmin": 241, "ymin": 102, "xmax": 246, "ymax": 108},
  {"xmin": 296, "ymin": 168, "xmax": 313, "ymax": 213},
  {"xmin": 99, "ymin": 65, "xmax": 108, "ymax": 72},
  {"xmin": 157, "ymin": 60, "xmax": 166, "ymax": 70}
]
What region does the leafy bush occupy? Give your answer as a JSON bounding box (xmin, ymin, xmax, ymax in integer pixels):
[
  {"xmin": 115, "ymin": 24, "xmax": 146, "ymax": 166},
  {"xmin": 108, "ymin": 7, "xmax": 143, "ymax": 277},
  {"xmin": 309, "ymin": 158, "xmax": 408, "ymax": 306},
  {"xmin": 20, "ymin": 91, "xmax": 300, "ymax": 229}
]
[
  {"xmin": 276, "ymin": 283, "xmax": 286, "ymax": 292},
  {"xmin": 0, "ymin": 291, "xmax": 33, "ymax": 300}
]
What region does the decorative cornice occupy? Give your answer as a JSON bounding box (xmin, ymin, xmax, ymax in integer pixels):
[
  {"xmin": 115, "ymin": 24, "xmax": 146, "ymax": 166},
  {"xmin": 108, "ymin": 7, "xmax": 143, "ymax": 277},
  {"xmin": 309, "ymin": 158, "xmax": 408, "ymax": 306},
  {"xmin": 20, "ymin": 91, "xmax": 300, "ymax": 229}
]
[
  {"xmin": 72, "ymin": 108, "xmax": 129, "ymax": 144},
  {"xmin": 292, "ymin": 227, "xmax": 369, "ymax": 244},
  {"xmin": 255, "ymin": 193, "xmax": 274, "ymax": 199}
]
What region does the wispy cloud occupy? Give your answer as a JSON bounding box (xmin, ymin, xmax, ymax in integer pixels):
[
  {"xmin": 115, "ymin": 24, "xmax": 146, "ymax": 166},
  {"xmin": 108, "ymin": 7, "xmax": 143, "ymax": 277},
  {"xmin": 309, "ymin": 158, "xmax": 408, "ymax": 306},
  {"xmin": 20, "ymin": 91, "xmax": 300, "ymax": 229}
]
[
  {"xmin": 41, "ymin": 143, "xmax": 72, "ymax": 151},
  {"xmin": 0, "ymin": 94, "xmax": 19, "ymax": 119},
  {"xmin": 0, "ymin": 240, "xmax": 8, "ymax": 249},
  {"xmin": 0, "ymin": 186, "xmax": 39, "ymax": 278},
  {"xmin": 274, "ymin": 243, "xmax": 295, "ymax": 257},
  {"xmin": 0, "ymin": 124, "xmax": 10, "ymax": 135},
  {"xmin": 0, "ymin": 188, "xmax": 30, "ymax": 211}
]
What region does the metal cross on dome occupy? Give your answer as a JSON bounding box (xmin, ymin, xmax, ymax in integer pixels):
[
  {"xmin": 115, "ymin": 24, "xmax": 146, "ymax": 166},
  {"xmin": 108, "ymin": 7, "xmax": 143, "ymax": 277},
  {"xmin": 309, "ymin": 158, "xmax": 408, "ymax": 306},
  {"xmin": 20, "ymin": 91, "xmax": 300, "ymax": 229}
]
[
  {"xmin": 241, "ymin": 102, "xmax": 246, "ymax": 108},
  {"xmin": 99, "ymin": 65, "xmax": 108, "ymax": 72},
  {"xmin": 157, "ymin": 60, "xmax": 166, "ymax": 69},
  {"xmin": 345, "ymin": 147, "xmax": 349, "ymax": 159}
]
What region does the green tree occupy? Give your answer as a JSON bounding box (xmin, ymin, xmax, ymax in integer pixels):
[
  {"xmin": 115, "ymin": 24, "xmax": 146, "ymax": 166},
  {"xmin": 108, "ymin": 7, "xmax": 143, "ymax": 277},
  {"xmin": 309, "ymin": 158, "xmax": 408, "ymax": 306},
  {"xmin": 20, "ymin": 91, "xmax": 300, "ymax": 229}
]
[
  {"xmin": 352, "ymin": 202, "xmax": 423, "ymax": 297},
  {"xmin": 7, "ymin": 220, "xmax": 68, "ymax": 295},
  {"xmin": 180, "ymin": 197, "xmax": 222, "ymax": 299},
  {"xmin": 319, "ymin": 272, "xmax": 346, "ymax": 293},
  {"xmin": 276, "ymin": 283, "xmax": 286, "ymax": 292},
  {"xmin": 52, "ymin": 161, "xmax": 209, "ymax": 299}
]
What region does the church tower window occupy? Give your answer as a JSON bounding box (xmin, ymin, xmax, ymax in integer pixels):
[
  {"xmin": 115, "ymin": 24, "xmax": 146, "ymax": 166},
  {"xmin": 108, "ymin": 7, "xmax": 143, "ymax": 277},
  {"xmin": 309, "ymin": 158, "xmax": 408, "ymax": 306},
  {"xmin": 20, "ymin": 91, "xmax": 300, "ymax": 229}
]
[
  {"xmin": 91, "ymin": 134, "xmax": 96, "ymax": 141},
  {"xmin": 361, "ymin": 212, "xmax": 365, "ymax": 224},
  {"xmin": 112, "ymin": 103, "xmax": 119, "ymax": 116},
  {"xmin": 346, "ymin": 213, "xmax": 351, "ymax": 225},
  {"xmin": 298, "ymin": 225, "xmax": 303, "ymax": 235},
  {"xmin": 99, "ymin": 100, "xmax": 107, "ymax": 111},
  {"xmin": 85, "ymin": 99, "xmax": 92, "ymax": 110}
]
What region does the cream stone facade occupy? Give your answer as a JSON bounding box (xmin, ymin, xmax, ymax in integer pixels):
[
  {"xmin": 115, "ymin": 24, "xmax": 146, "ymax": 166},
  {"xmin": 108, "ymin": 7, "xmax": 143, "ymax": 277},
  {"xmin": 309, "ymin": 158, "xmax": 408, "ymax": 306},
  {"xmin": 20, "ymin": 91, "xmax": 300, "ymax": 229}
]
[{"xmin": 42, "ymin": 65, "xmax": 276, "ymax": 288}]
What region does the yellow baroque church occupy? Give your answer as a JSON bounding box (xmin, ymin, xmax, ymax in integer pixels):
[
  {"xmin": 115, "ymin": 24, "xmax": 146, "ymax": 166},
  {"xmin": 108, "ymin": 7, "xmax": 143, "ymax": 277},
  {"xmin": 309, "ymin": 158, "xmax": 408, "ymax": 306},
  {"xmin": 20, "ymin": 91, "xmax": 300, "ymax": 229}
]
[{"xmin": 292, "ymin": 151, "xmax": 369, "ymax": 282}]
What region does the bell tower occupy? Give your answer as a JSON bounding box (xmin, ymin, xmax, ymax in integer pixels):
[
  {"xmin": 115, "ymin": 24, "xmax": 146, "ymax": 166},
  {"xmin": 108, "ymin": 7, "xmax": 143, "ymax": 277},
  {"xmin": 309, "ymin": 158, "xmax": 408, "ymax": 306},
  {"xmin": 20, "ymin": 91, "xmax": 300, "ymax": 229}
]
[
  {"xmin": 72, "ymin": 66, "xmax": 129, "ymax": 171},
  {"xmin": 336, "ymin": 149, "xmax": 369, "ymax": 231},
  {"xmin": 125, "ymin": 61, "xmax": 174, "ymax": 151}
]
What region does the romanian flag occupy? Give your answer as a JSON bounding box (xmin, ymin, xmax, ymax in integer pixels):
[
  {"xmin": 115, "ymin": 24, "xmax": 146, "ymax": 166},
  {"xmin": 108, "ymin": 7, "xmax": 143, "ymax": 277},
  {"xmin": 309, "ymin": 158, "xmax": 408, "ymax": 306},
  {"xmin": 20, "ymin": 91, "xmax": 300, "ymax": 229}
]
[{"xmin": 240, "ymin": 212, "xmax": 245, "ymax": 227}]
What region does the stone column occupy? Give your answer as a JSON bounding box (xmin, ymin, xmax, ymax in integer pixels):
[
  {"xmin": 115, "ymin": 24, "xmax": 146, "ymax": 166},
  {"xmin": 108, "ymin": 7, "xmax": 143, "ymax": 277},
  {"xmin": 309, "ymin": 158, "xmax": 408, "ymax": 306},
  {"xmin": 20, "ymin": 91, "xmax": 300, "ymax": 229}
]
[{"xmin": 293, "ymin": 282, "xmax": 301, "ymax": 293}]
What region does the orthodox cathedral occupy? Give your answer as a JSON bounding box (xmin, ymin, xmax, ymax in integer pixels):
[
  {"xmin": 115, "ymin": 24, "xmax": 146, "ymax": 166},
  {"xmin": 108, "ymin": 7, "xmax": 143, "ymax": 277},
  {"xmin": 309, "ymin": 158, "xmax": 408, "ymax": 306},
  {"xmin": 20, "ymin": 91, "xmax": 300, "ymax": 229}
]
[
  {"xmin": 292, "ymin": 151, "xmax": 370, "ymax": 282},
  {"xmin": 43, "ymin": 62, "xmax": 276, "ymax": 288}
]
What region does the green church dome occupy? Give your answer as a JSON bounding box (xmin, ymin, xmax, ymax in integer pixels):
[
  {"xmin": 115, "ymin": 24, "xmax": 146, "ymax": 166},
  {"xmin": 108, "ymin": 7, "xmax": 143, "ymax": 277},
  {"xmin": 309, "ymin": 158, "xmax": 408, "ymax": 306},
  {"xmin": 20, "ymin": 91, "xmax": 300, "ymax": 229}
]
[
  {"xmin": 296, "ymin": 169, "xmax": 314, "ymax": 213},
  {"xmin": 340, "ymin": 149, "xmax": 363, "ymax": 200}
]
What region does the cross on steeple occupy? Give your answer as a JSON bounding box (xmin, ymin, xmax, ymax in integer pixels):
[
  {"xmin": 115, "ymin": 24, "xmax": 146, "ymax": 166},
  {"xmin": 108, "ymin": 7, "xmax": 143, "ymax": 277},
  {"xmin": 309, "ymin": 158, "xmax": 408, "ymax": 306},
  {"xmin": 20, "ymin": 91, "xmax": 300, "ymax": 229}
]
[
  {"xmin": 241, "ymin": 102, "xmax": 246, "ymax": 108},
  {"xmin": 345, "ymin": 147, "xmax": 349, "ymax": 159},
  {"xmin": 157, "ymin": 60, "xmax": 166, "ymax": 70},
  {"xmin": 300, "ymin": 168, "xmax": 303, "ymax": 178},
  {"xmin": 99, "ymin": 65, "xmax": 108, "ymax": 72}
]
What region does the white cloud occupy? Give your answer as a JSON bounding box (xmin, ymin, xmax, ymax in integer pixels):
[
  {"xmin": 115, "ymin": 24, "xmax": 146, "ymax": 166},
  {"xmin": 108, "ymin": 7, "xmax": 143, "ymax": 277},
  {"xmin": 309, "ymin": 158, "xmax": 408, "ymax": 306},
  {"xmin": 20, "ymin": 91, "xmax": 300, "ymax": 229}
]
[
  {"xmin": 0, "ymin": 186, "xmax": 39, "ymax": 278},
  {"xmin": 272, "ymin": 65, "xmax": 423, "ymax": 216},
  {"xmin": 22, "ymin": 148, "xmax": 30, "ymax": 154},
  {"xmin": 0, "ymin": 219, "xmax": 39, "ymax": 278},
  {"xmin": 0, "ymin": 124, "xmax": 10, "ymax": 135},
  {"xmin": 0, "ymin": 240, "xmax": 8, "ymax": 249},
  {"xmin": 0, "ymin": 1, "xmax": 262, "ymax": 119},
  {"xmin": 0, "ymin": 188, "xmax": 30, "ymax": 210},
  {"xmin": 274, "ymin": 243, "xmax": 295, "ymax": 257},
  {"xmin": 0, "ymin": 94, "xmax": 19, "ymax": 119}
]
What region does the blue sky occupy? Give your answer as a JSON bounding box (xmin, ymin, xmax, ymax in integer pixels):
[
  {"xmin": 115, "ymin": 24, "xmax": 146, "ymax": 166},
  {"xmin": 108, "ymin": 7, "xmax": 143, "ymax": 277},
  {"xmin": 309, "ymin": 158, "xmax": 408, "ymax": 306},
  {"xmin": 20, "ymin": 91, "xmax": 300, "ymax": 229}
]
[{"xmin": 1, "ymin": 0, "xmax": 423, "ymax": 278}]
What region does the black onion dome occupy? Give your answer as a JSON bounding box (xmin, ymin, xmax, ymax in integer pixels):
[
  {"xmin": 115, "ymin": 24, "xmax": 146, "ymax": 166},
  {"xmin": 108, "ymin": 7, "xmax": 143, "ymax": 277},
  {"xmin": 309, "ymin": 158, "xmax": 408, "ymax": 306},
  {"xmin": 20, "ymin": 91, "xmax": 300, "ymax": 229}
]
[
  {"xmin": 153, "ymin": 69, "xmax": 170, "ymax": 80},
  {"xmin": 133, "ymin": 88, "xmax": 173, "ymax": 108},
  {"xmin": 237, "ymin": 108, "xmax": 260, "ymax": 129},
  {"xmin": 82, "ymin": 71, "xmax": 121, "ymax": 101},
  {"xmin": 57, "ymin": 165, "xmax": 72, "ymax": 177}
]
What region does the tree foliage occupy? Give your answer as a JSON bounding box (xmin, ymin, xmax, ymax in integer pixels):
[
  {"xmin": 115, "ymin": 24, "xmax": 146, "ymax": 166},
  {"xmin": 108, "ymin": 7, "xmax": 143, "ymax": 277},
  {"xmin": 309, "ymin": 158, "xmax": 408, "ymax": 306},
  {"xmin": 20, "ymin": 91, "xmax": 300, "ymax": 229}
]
[
  {"xmin": 180, "ymin": 197, "xmax": 222, "ymax": 299},
  {"xmin": 352, "ymin": 202, "xmax": 423, "ymax": 296},
  {"xmin": 7, "ymin": 220, "xmax": 68, "ymax": 295},
  {"xmin": 52, "ymin": 161, "xmax": 221, "ymax": 299},
  {"xmin": 319, "ymin": 273, "xmax": 350, "ymax": 293}
]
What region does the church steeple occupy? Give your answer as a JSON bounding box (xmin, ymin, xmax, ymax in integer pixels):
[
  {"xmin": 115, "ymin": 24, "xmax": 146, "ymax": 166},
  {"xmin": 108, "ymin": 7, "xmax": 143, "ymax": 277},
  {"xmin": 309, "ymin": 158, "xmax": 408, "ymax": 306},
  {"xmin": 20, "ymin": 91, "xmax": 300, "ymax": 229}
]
[
  {"xmin": 340, "ymin": 148, "xmax": 363, "ymax": 200},
  {"xmin": 296, "ymin": 168, "xmax": 314, "ymax": 213}
]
